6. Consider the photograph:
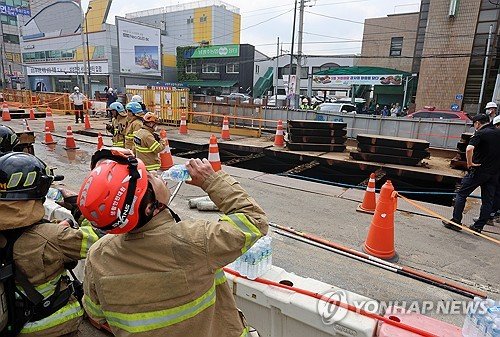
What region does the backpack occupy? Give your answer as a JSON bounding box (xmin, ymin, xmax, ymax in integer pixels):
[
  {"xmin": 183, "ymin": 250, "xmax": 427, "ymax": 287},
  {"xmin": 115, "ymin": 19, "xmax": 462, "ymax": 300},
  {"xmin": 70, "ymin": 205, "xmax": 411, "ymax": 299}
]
[{"xmin": 0, "ymin": 227, "xmax": 83, "ymax": 337}]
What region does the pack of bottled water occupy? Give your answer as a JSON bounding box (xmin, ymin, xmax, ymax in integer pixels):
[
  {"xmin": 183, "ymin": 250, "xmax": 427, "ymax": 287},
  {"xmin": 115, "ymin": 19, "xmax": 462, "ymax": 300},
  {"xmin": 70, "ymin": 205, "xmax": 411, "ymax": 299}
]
[
  {"xmin": 228, "ymin": 237, "xmax": 273, "ymax": 280},
  {"xmin": 462, "ymin": 297, "xmax": 500, "ymax": 337}
]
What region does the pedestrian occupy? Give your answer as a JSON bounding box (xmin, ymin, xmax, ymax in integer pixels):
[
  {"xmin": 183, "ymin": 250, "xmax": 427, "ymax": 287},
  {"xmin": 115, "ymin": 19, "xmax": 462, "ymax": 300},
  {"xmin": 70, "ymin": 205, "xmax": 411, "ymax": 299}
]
[
  {"xmin": 106, "ymin": 87, "xmax": 117, "ymax": 108},
  {"xmin": 382, "ymin": 105, "xmax": 389, "ymax": 116},
  {"xmin": 69, "ymin": 86, "xmax": 87, "ymax": 124},
  {"xmin": 484, "ymin": 101, "xmax": 498, "ymax": 127},
  {"xmin": 489, "ymin": 115, "xmax": 500, "ymax": 223},
  {"xmin": 443, "ymin": 114, "xmax": 500, "ymax": 233},
  {"xmin": 133, "ymin": 112, "xmax": 165, "ymax": 171},
  {"xmin": 124, "ymin": 102, "xmax": 145, "ymax": 154},
  {"xmin": 106, "ymin": 102, "xmax": 128, "ymax": 148},
  {"xmin": 78, "ymin": 149, "xmax": 268, "ymax": 337},
  {"xmin": 0, "ymin": 152, "xmax": 99, "ymax": 336}
]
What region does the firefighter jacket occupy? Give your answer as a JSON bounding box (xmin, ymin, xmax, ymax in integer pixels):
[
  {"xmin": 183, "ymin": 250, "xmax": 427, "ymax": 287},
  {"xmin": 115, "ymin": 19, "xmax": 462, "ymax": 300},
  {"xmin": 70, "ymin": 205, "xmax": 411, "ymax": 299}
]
[
  {"xmin": 124, "ymin": 117, "xmax": 143, "ymax": 153},
  {"xmin": 83, "ymin": 171, "xmax": 269, "ymax": 337},
  {"xmin": 133, "ymin": 125, "xmax": 165, "ymax": 171},
  {"xmin": 0, "ymin": 200, "xmax": 99, "ymax": 337},
  {"xmin": 112, "ymin": 115, "xmax": 128, "ymax": 147}
]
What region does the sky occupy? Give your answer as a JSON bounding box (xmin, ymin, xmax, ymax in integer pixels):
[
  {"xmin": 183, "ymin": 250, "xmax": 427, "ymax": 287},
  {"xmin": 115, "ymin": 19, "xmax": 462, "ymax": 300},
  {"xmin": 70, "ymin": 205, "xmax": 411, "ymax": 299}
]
[{"xmin": 81, "ymin": 0, "xmax": 421, "ymax": 56}]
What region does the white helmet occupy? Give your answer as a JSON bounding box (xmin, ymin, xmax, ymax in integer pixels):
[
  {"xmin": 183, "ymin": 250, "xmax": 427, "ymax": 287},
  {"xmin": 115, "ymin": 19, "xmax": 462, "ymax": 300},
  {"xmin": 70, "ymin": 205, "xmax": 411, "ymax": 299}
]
[
  {"xmin": 494, "ymin": 115, "xmax": 500, "ymax": 126},
  {"xmin": 131, "ymin": 95, "xmax": 143, "ymax": 103},
  {"xmin": 485, "ymin": 102, "xmax": 498, "ymax": 110},
  {"xmin": 74, "ymin": 86, "xmax": 80, "ymax": 91}
]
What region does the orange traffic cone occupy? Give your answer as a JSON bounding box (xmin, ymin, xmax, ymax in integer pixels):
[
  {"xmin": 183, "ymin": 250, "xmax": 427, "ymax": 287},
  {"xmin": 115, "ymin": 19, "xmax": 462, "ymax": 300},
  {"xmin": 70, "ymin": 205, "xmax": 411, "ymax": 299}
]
[
  {"xmin": 357, "ymin": 173, "xmax": 377, "ymax": 214},
  {"xmin": 45, "ymin": 107, "xmax": 55, "ymax": 132},
  {"xmin": 84, "ymin": 114, "xmax": 92, "ymax": 130},
  {"xmin": 274, "ymin": 120, "xmax": 285, "ymax": 147},
  {"xmin": 159, "ymin": 129, "xmax": 174, "ymax": 170},
  {"xmin": 208, "ymin": 134, "xmax": 221, "ymax": 172},
  {"xmin": 22, "ymin": 119, "xmax": 31, "ymax": 132},
  {"xmin": 97, "ymin": 132, "xmax": 104, "ymax": 150},
  {"xmin": 42, "ymin": 126, "xmax": 57, "ymax": 145},
  {"xmin": 179, "ymin": 112, "xmax": 188, "ymax": 134},
  {"xmin": 221, "ymin": 116, "xmax": 231, "ymax": 140},
  {"xmin": 363, "ymin": 180, "xmax": 398, "ymax": 262},
  {"xmin": 2, "ymin": 103, "xmax": 11, "ymax": 121},
  {"xmin": 64, "ymin": 126, "xmax": 79, "ymax": 150},
  {"xmin": 29, "ymin": 108, "xmax": 36, "ymax": 120}
]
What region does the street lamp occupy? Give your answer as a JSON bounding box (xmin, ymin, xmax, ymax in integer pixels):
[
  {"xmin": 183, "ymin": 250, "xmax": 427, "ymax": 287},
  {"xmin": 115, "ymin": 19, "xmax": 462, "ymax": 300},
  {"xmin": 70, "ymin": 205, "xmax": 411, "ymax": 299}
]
[{"xmin": 85, "ymin": 6, "xmax": 92, "ymax": 97}]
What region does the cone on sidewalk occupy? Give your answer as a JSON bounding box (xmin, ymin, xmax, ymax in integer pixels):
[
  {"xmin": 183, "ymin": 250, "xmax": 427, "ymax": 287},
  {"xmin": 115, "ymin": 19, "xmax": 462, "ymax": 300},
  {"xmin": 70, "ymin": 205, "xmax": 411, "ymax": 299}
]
[
  {"xmin": 22, "ymin": 119, "xmax": 31, "ymax": 132},
  {"xmin": 97, "ymin": 132, "xmax": 104, "ymax": 150},
  {"xmin": 363, "ymin": 180, "xmax": 398, "ymax": 262},
  {"xmin": 221, "ymin": 116, "xmax": 231, "ymax": 140},
  {"xmin": 208, "ymin": 135, "xmax": 221, "ymax": 172},
  {"xmin": 29, "ymin": 108, "xmax": 36, "ymax": 120},
  {"xmin": 42, "ymin": 126, "xmax": 57, "ymax": 145},
  {"xmin": 45, "ymin": 107, "xmax": 55, "ymax": 132},
  {"xmin": 84, "ymin": 114, "xmax": 92, "ymax": 130},
  {"xmin": 2, "ymin": 103, "xmax": 11, "ymax": 122},
  {"xmin": 159, "ymin": 129, "xmax": 174, "ymax": 170},
  {"xmin": 274, "ymin": 120, "xmax": 285, "ymax": 147},
  {"xmin": 179, "ymin": 112, "xmax": 188, "ymax": 134},
  {"xmin": 64, "ymin": 126, "xmax": 79, "ymax": 150},
  {"xmin": 357, "ymin": 173, "xmax": 377, "ymax": 214}
]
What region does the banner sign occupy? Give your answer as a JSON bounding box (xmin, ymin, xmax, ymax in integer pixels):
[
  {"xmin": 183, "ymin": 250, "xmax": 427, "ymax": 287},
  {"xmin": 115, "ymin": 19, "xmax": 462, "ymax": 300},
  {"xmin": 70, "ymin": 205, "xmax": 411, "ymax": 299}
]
[
  {"xmin": 313, "ymin": 74, "xmax": 403, "ymax": 87},
  {"xmin": 283, "ymin": 75, "xmax": 297, "ymax": 96},
  {"xmin": 0, "ymin": 4, "xmax": 31, "ymax": 16},
  {"xmin": 26, "ymin": 62, "xmax": 109, "ymax": 76},
  {"xmin": 190, "ymin": 45, "xmax": 240, "ymax": 59}
]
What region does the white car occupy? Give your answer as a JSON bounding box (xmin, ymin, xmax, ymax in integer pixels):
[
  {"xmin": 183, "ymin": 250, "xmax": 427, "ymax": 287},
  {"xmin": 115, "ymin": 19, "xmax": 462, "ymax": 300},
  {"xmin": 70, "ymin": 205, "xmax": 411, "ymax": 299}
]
[{"xmin": 318, "ymin": 103, "xmax": 356, "ymax": 114}]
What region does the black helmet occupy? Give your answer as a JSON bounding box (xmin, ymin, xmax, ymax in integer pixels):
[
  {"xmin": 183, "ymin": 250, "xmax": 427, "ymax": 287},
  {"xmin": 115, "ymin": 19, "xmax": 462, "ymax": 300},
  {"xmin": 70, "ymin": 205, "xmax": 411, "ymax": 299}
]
[
  {"xmin": 0, "ymin": 152, "xmax": 54, "ymax": 201},
  {"xmin": 0, "ymin": 124, "xmax": 19, "ymax": 155}
]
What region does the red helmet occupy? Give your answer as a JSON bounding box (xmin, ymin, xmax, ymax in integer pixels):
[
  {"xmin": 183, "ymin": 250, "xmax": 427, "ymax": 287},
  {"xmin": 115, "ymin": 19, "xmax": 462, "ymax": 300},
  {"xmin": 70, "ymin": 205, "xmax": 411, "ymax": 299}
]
[{"xmin": 77, "ymin": 149, "xmax": 149, "ymax": 234}]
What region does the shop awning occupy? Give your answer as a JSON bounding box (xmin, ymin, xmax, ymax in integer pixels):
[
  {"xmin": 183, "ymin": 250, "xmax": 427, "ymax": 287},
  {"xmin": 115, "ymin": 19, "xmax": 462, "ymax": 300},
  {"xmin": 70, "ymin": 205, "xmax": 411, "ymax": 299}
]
[{"xmin": 184, "ymin": 80, "xmax": 237, "ymax": 88}]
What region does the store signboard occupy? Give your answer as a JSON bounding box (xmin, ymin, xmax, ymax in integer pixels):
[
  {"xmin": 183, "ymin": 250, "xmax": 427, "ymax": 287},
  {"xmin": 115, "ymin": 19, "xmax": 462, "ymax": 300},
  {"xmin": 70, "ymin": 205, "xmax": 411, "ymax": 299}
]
[
  {"xmin": 190, "ymin": 44, "xmax": 240, "ymax": 58},
  {"xmin": 0, "ymin": 4, "xmax": 31, "ymax": 16},
  {"xmin": 313, "ymin": 74, "xmax": 404, "ymax": 87},
  {"xmin": 26, "ymin": 62, "xmax": 109, "ymax": 76},
  {"xmin": 117, "ymin": 17, "xmax": 161, "ymax": 76}
]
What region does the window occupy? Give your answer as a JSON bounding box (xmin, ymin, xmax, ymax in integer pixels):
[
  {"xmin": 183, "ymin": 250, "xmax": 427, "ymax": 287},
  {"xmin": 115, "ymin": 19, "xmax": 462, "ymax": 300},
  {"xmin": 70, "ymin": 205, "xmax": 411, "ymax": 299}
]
[
  {"xmin": 5, "ymin": 0, "xmax": 30, "ymax": 6},
  {"xmin": 255, "ymin": 65, "xmax": 259, "ymax": 74},
  {"xmin": 1, "ymin": 14, "xmax": 18, "ymax": 26},
  {"xmin": 200, "ymin": 15, "xmax": 207, "ymax": 23},
  {"xmin": 3, "ymin": 33, "xmax": 20, "ymax": 44},
  {"xmin": 226, "ymin": 63, "xmax": 239, "ymax": 74},
  {"xmin": 186, "ymin": 17, "xmax": 193, "ymax": 24},
  {"xmin": 202, "ymin": 63, "xmax": 219, "ymax": 73},
  {"xmin": 185, "ymin": 63, "xmax": 196, "ymax": 73},
  {"xmin": 390, "ymin": 37, "xmax": 403, "ymax": 56}
]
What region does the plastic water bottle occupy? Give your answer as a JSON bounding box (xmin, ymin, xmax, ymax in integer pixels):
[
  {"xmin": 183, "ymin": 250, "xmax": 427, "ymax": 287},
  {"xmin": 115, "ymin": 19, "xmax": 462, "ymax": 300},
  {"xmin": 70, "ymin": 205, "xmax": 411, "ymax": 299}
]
[
  {"xmin": 464, "ymin": 297, "xmax": 483, "ymax": 337},
  {"xmin": 247, "ymin": 250, "xmax": 257, "ymax": 280},
  {"xmin": 239, "ymin": 253, "xmax": 248, "ymax": 277},
  {"xmin": 473, "ymin": 311, "xmax": 487, "ymax": 337},
  {"xmin": 486, "ymin": 320, "xmax": 500, "ymax": 337},
  {"xmin": 46, "ymin": 187, "xmax": 64, "ymax": 202},
  {"xmin": 481, "ymin": 315, "xmax": 495, "ymax": 337},
  {"xmin": 160, "ymin": 164, "xmax": 191, "ymax": 182}
]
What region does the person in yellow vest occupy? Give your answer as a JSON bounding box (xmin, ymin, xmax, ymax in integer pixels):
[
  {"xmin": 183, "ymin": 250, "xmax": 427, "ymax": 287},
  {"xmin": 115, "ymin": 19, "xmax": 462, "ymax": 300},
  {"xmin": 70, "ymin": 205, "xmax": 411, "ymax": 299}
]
[
  {"xmin": 133, "ymin": 112, "xmax": 165, "ymax": 171},
  {"xmin": 106, "ymin": 102, "xmax": 128, "ymax": 148},
  {"xmin": 124, "ymin": 102, "xmax": 144, "ymax": 153}
]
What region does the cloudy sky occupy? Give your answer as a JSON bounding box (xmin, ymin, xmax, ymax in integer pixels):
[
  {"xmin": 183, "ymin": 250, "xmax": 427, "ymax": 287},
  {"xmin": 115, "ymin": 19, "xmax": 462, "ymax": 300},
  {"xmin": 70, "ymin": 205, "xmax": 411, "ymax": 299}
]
[{"xmin": 81, "ymin": 0, "xmax": 420, "ymax": 55}]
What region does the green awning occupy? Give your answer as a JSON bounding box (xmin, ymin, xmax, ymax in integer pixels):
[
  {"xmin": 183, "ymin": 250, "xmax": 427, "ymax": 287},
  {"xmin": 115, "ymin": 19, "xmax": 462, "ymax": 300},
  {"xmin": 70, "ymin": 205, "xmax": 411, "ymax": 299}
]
[
  {"xmin": 184, "ymin": 80, "xmax": 237, "ymax": 88},
  {"xmin": 314, "ymin": 66, "xmax": 411, "ymax": 76}
]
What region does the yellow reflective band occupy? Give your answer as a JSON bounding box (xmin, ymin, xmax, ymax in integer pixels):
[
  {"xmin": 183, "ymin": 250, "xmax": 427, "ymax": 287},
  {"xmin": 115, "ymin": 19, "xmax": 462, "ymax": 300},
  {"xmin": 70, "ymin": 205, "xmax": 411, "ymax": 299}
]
[
  {"xmin": 240, "ymin": 326, "xmax": 250, "ymax": 337},
  {"xmin": 80, "ymin": 225, "xmax": 99, "ymax": 258},
  {"xmin": 104, "ymin": 282, "xmax": 217, "ymax": 333},
  {"xmin": 145, "ymin": 164, "xmax": 161, "ymax": 171},
  {"xmin": 113, "ymin": 141, "xmax": 125, "ymax": 147},
  {"xmin": 215, "ymin": 269, "xmax": 226, "ymax": 286},
  {"xmin": 17, "ymin": 272, "xmax": 66, "ymax": 298},
  {"xmin": 7, "ymin": 172, "xmax": 22, "ymax": 188},
  {"xmin": 20, "ymin": 301, "xmax": 83, "ymax": 334},
  {"xmin": 125, "ymin": 134, "xmax": 135, "ymax": 140},
  {"xmin": 220, "ymin": 213, "xmax": 262, "ymax": 254},
  {"xmin": 135, "ymin": 141, "xmax": 161, "ymax": 153},
  {"xmin": 83, "ymin": 294, "xmax": 105, "ymax": 320}
]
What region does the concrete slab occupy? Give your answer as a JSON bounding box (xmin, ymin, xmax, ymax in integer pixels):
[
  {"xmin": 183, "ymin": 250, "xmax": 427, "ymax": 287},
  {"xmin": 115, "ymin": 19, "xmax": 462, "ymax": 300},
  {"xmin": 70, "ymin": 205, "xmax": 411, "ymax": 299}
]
[{"xmin": 254, "ymin": 173, "xmax": 347, "ymax": 197}]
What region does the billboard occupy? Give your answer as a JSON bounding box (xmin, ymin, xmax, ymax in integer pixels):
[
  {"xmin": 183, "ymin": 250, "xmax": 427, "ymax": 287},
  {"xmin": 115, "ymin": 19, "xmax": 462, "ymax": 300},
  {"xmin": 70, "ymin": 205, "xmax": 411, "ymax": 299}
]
[
  {"xmin": 312, "ymin": 74, "xmax": 403, "ymax": 88},
  {"xmin": 189, "ymin": 44, "xmax": 240, "ymax": 59},
  {"xmin": 117, "ymin": 18, "xmax": 161, "ymax": 76}
]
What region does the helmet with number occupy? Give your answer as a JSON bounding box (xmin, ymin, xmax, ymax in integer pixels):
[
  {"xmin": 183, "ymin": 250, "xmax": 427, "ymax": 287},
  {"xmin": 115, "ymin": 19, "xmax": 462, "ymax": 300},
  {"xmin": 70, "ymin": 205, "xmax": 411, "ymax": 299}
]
[
  {"xmin": 131, "ymin": 95, "xmax": 143, "ymax": 103},
  {"xmin": 125, "ymin": 102, "xmax": 143, "ymax": 115},
  {"xmin": 0, "ymin": 124, "xmax": 19, "ymax": 155},
  {"xmin": 78, "ymin": 148, "xmax": 150, "ymax": 234},
  {"xmin": 0, "ymin": 152, "xmax": 54, "ymax": 200},
  {"xmin": 109, "ymin": 102, "xmax": 127, "ymax": 117},
  {"xmin": 142, "ymin": 112, "xmax": 158, "ymax": 124}
]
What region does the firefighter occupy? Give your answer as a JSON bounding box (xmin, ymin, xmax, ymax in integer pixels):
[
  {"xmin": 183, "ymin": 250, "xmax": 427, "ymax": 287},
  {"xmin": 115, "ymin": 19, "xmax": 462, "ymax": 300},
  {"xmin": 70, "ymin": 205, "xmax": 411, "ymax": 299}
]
[
  {"xmin": 79, "ymin": 149, "xmax": 268, "ymax": 337},
  {"xmin": 106, "ymin": 102, "xmax": 128, "ymax": 148},
  {"xmin": 134, "ymin": 112, "xmax": 165, "ymax": 171},
  {"xmin": 124, "ymin": 102, "xmax": 144, "ymax": 153},
  {"xmin": 0, "ymin": 152, "xmax": 99, "ymax": 336},
  {"xmin": 0, "ymin": 124, "xmax": 20, "ymax": 155}
]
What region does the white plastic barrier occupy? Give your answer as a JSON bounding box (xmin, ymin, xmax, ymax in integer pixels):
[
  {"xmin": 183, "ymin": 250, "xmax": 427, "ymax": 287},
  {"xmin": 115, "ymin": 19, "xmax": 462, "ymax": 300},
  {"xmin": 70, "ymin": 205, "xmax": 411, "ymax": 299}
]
[{"xmin": 225, "ymin": 266, "xmax": 378, "ymax": 337}]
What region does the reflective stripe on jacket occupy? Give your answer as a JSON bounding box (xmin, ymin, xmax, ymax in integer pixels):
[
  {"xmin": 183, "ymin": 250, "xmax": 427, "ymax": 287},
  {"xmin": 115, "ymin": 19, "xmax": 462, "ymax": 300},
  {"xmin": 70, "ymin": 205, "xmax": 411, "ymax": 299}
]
[
  {"xmin": 112, "ymin": 115, "xmax": 128, "ymax": 148},
  {"xmin": 124, "ymin": 118, "xmax": 143, "ymax": 154},
  {"xmin": 134, "ymin": 125, "xmax": 165, "ymax": 171},
  {"xmin": 84, "ymin": 171, "xmax": 268, "ymax": 337}
]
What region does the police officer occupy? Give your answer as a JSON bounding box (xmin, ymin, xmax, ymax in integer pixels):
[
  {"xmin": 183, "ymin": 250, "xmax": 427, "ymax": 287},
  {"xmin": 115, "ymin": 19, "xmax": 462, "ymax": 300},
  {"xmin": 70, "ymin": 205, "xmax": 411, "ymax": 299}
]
[
  {"xmin": 107, "ymin": 102, "xmax": 128, "ymax": 148},
  {"xmin": 443, "ymin": 114, "xmax": 500, "ymax": 233},
  {"xmin": 0, "ymin": 152, "xmax": 99, "ymax": 336},
  {"xmin": 0, "ymin": 124, "xmax": 20, "ymax": 155},
  {"xmin": 124, "ymin": 102, "xmax": 144, "ymax": 153},
  {"xmin": 134, "ymin": 112, "xmax": 165, "ymax": 171},
  {"xmin": 79, "ymin": 149, "xmax": 268, "ymax": 337}
]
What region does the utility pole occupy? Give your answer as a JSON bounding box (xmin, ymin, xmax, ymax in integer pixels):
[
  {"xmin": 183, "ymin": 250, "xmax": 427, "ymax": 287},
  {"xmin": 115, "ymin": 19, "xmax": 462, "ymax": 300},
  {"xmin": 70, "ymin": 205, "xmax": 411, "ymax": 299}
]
[
  {"xmin": 85, "ymin": 6, "xmax": 92, "ymax": 97},
  {"xmin": 478, "ymin": 24, "xmax": 493, "ymax": 114},
  {"xmin": 79, "ymin": 2, "xmax": 89, "ymax": 96},
  {"xmin": 0, "ymin": 21, "xmax": 7, "ymax": 89},
  {"xmin": 275, "ymin": 36, "xmax": 279, "ymax": 104},
  {"xmin": 295, "ymin": 0, "xmax": 306, "ymax": 108},
  {"xmin": 287, "ymin": 0, "xmax": 298, "ymax": 108}
]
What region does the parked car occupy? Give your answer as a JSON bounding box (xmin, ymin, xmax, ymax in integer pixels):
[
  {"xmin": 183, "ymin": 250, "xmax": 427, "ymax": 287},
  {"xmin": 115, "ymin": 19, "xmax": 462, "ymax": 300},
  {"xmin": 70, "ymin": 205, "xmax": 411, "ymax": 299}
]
[
  {"xmin": 406, "ymin": 107, "xmax": 470, "ymax": 121},
  {"xmin": 317, "ymin": 103, "xmax": 356, "ymax": 114}
]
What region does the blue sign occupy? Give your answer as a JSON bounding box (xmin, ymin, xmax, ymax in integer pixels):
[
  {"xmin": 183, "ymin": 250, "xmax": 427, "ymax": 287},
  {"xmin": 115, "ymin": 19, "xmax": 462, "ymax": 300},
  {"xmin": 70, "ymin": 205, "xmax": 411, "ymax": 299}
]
[
  {"xmin": 451, "ymin": 104, "xmax": 460, "ymax": 112},
  {"xmin": 0, "ymin": 4, "xmax": 31, "ymax": 16},
  {"xmin": 455, "ymin": 94, "xmax": 463, "ymax": 100}
]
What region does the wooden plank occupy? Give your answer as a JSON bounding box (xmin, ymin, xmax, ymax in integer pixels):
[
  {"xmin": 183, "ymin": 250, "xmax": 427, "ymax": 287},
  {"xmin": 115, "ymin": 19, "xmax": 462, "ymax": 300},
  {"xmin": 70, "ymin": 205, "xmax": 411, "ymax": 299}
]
[
  {"xmin": 350, "ymin": 151, "xmax": 423, "ymax": 166},
  {"xmin": 288, "ymin": 120, "xmax": 347, "ymax": 130},
  {"xmin": 288, "ymin": 135, "xmax": 347, "ymax": 144},
  {"xmin": 357, "ymin": 144, "xmax": 430, "ymax": 159}
]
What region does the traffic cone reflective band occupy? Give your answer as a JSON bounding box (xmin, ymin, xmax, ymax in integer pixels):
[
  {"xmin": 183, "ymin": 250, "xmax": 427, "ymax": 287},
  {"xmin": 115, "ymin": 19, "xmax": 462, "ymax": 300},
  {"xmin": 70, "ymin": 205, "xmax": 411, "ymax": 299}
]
[
  {"xmin": 45, "ymin": 107, "xmax": 55, "ymax": 132},
  {"xmin": 23, "ymin": 119, "xmax": 31, "ymax": 132},
  {"xmin": 208, "ymin": 135, "xmax": 221, "ymax": 172},
  {"xmin": 84, "ymin": 114, "xmax": 92, "ymax": 130},
  {"xmin": 357, "ymin": 173, "xmax": 377, "ymax": 214},
  {"xmin": 42, "ymin": 126, "xmax": 57, "ymax": 145},
  {"xmin": 221, "ymin": 116, "xmax": 231, "ymax": 140},
  {"xmin": 179, "ymin": 112, "xmax": 188, "ymax": 134},
  {"xmin": 363, "ymin": 180, "xmax": 398, "ymax": 262},
  {"xmin": 97, "ymin": 132, "xmax": 104, "ymax": 150},
  {"xmin": 29, "ymin": 108, "xmax": 36, "ymax": 120},
  {"xmin": 64, "ymin": 125, "xmax": 79, "ymax": 150},
  {"xmin": 274, "ymin": 120, "xmax": 285, "ymax": 147},
  {"xmin": 2, "ymin": 103, "xmax": 11, "ymax": 121},
  {"xmin": 159, "ymin": 129, "xmax": 174, "ymax": 170}
]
